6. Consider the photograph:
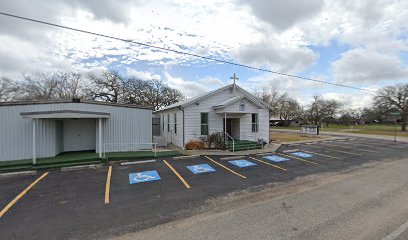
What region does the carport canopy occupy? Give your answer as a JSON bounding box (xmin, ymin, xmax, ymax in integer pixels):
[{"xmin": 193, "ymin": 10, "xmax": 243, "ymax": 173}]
[
  {"xmin": 20, "ymin": 110, "xmax": 110, "ymax": 119},
  {"xmin": 20, "ymin": 110, "xmax": 110, "ymax": 165}
]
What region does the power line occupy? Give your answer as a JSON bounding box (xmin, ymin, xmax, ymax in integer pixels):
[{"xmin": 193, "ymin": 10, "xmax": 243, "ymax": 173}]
[{"xmin": 0, "ymin": 11, "xmax": 377, "ymax": 93}]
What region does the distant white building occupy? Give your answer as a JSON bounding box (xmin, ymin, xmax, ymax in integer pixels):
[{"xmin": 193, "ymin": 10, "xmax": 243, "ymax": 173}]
[{"xmin": 155, "ymin": 83, "xmax": 270, "ymax": 149}]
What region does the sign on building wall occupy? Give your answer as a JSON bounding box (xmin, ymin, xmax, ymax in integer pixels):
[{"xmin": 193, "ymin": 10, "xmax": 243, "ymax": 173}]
[
  {"xmin": 239, "ymin": 100, "xmax": 246, "ymax": 111},
  {"xmin": 300, "ymin": 125, "xmax": 320, "ymax": 135}
]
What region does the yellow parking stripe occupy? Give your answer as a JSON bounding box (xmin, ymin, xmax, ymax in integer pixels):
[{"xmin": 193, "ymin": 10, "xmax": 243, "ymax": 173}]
[
  {"xmin": 0, "ymin": 172, "xmax": 48, "ymax": 218},
  {"xmin": 204, "ymin": 156, "xmax": 246, "ymax": 179},
  {"xmin": 105, "ymin": 166, "xmax": 112, "ymax": 204},
  {"xmin": 340, "ymin": 142, "xmax": 387, "ymax": 149},
  {"xmin": 300, "ymin": 149, "xmax": 342, "ymax": 160},
  {"xmin": 163, "ymin": 160, "xmax": 191, "ymax": 189},
  {"xmin": 304, "ymin": 145, "xmax": 362, "ymax": 156},
  {"xmin": 277, "ymin": 153, "xmax": 319, "ymax": 165},
  {"xmin": 320, "ymin": 143, "xmax": 377, "ymax": 153},
  {"xmin": 249, "ymin": 157, "xmax": 287, "ymax": 171}
]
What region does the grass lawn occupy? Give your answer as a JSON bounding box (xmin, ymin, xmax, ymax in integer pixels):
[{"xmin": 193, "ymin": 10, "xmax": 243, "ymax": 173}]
[
  {"xmin": 270, "ymin": 132, "xmax": 328, "ymax": 143},
  {"xmin": 272, "ymin": 124, "xmax": 408, "ymax": 137}
]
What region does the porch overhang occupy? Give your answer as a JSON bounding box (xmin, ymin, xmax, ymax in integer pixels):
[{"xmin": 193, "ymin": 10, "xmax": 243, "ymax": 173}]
[
  {"xmin": 212, "ymin": 95, "xmax": 265, "ymax": 114},
  {"xmin": 20, "ymin": 110, "xmax": 110, "ymax": 119},
  {"xmin": 214, "ymin": 110, "xmax": 250, "ymax": 114}
]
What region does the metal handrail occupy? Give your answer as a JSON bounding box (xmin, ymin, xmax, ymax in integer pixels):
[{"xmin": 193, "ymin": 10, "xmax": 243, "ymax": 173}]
[{"xmin": 224, "ymin": 132, "xmax": 235, "ymax": 152}]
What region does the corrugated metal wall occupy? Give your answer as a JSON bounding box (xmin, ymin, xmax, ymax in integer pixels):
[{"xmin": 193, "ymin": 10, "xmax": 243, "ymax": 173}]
[{"xmin": 0, "ymin": 103, "xmax": 152, "ymax": 162}]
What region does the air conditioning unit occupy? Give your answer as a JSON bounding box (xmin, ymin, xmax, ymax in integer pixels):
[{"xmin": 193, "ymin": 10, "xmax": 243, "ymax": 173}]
[{"xmin": 153, "ymin": 136, "xmax": 167, "ymax": 147}]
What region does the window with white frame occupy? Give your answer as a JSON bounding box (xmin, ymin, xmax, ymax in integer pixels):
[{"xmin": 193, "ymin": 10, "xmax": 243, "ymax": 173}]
[
  {"xmin": 167, "ymin": 114, "xmax": 170, "ymax": 132},
  {"xmin": 251, "ymin": 113, "xmax": 258, "ymax": 132},
  {"xmin": 174, "ymin": 113, "xmax": 177, "ymax": 134},
  {"xmin": 200, "ymin": 112, "xmax": 209, "ymax": 135}
]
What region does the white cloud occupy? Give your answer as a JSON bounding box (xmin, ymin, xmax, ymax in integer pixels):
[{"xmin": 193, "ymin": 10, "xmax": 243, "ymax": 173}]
[
  {"xmin": 331, "ymin": 48, "xmax": 408, "ymax": 84},
  {"xmin": 232, "ymin": 38, "xmax": 318, "ymax": 74},
  {"xmin": 199, "ymin": 76, "xmax": 225, "ymax": 87},
  {"xmin": 322, "ymin": 92, "xmax": 374, "ymax": 109},
  {"xmin": 238, "ymin": 0, "xmax": 324, "ymax": 31},
  {"xmin": 0, "ymin": 0, "xmax": 408, "ymax": 103},
  {"xmin": 126, "ymin": 68, "xmax": 161, "ymax": 80},
  {"xmin": 164, "ymin": 72, "xmax": 208, "ymax": 98}
]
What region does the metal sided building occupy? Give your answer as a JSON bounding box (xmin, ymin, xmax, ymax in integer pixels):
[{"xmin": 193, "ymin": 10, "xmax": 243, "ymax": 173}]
[{"xmin": 0, "ymin": 99, "xmax": 153, "ymax": 163}]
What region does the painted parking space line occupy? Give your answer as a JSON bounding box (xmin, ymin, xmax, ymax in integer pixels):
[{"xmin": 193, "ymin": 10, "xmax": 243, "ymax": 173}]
[
  {"xmin": 299, "ymin": 149, "xmax": 342, "ymax": 160},
  {"xmin": 105, "ymin": 166, "xmax": 112, "ymax": 204},
  {"xmin": 360, "ymin": 141, "xmax": 406, "ymax": 149},
  {"xmin": 249, "ymin": 157, "xmax": 287, "ymax": 171},
  {"xmin": 204, "ymin": 156, "xmax": 246, "ymax": 179},
  {"xmin": 319, "ymin": 142, "xmax": 377, "ymax": 153},
  {"xmin": 302, "ymin": 145, "xmax": 362, "ymax": 156},
  {"xmin": 163, "ymin": 160, "xmax": 191, "ymax": 189},
  {"xmin": 277, "ymin": 153, "xmax": 319, "ymax": 165},
  {"xmin": 338, "ymin": 141, "xmax": 388, "ymax": 149},
  {"xmin": 0, "ymin": 172, "xmax": 49, "ymax": 218}
]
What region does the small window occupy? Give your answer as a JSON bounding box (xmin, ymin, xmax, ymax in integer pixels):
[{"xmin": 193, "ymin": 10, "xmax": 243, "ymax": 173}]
[
  {"xmin": 174, "ymin": 113, "xmax": 177, "ymax": 134},
  {"xmin": 200, "ymin": 113, "xmax": 209, "ymax": 135},
  {"xmin": 167, "ymin": 114, "xmax": 170, "ymax": 132},
  {"xmin": 252, "ymin": 113, "xmax": 259, "ymax": 132},
  {"xmin": 162, "ymin": 115, "xmax": 164, "ymax": 131}
]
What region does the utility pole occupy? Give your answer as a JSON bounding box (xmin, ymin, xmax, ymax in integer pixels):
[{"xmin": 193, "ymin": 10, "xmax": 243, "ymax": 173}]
[{"xmin": 390, "ymin": 112, "xmax": 399, "ymax": 142}]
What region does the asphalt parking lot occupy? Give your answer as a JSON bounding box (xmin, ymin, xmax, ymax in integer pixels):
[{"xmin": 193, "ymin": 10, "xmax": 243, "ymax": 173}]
[{"xmin": 1, "ymin": 138, "xmax": 408, "ymax": 240}]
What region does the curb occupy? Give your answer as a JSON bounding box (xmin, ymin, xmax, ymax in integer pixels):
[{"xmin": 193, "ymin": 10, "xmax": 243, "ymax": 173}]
[
  {"xmin": 120, "ymin": 160, "xmax": 156, "ymax": 165},
  {"xmin": 173, "ymin": 155, "xmax": 199, "ymax": 160},
  {"xmin": 220, "ymin": 156, "xmax": 246, "ymax": 160},
  {"xmin": 61, "ymin": 164, "xmax": 103, "ymax": 172},
  {"xmin": 0, "ymin": 170, "xmax": 37, "ymax": 178}
]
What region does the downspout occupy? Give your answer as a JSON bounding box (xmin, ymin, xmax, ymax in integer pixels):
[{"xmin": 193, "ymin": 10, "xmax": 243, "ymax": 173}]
[{"xmin": 179, "ymin": 106, "xmax": 185, "ymax": 149}]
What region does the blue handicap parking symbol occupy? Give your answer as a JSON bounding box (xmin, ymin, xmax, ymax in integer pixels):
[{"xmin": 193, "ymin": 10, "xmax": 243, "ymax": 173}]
[
  {"xmin": 228, "ymin": 160, "xmax": 257, "ymax": 168},
  {"xmin": 187, "ymin": 164, "xmax": 216, "ymax": 174},
  {"xmin": 263, "ymin": 155, "xmax": 290, "ymax": 162},
  {"xmin": 291, "ymin": 152, "xmax": 313, "ymax": 158},
  {"xmin": 129, "ymin": 170, "xmax": 161, "ymax": 184}
]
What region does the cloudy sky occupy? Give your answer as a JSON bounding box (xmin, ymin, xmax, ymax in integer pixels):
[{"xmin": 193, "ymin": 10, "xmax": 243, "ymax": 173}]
[{"xmin": 1, "ymin": 0, "xmax": 408, "ymax": 108}]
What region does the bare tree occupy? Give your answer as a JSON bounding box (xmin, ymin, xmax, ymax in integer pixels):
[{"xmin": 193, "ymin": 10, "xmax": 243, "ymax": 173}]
[
  {"xmin": 375, "ymin": 83, "xmax": 408, "ymax": 131},
  {"xmin": 123, "ymin": 78, "xmax": 184, "ymax": 110},
  {"xmin": 337, "ymin": 108, "xmax": 362, "ymax": 125},
  {"xmin": 254, "ymin": 88, "xmax": 287, "ymax": 117},
  {"xmin": 86, "ymin": 71, "xmax": 124, "ymax": 103},
  {"xmin": 277, "ymin": 97, "xmax": 303, "ymax": 126},
  {"xmin": 306, "ymin": 95, "xmax": 342, "ymax": 126},
  {"xmin": 16, "ymin": 71, "xmax": 86, "ymax": 100},
  {"xmin": 0, "ymin": 77, "xmax": 19, "ymax": 101},
  {"xmin": 56, "ymin": 71, "xmax": 85, "ymax": 99},
  {"xmin": 19, "ymin": 72, "xmax": 61, "ymax": 100}
]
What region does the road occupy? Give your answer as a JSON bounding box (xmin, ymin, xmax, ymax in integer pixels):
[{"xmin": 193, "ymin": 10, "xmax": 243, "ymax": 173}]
[
  {"xmin": 116, "ymin": 156, "xmax": 408, "ymax": 240},
  {"xmin": 270, "ymin": 128, "xmax": 408, "ymax": 143}
]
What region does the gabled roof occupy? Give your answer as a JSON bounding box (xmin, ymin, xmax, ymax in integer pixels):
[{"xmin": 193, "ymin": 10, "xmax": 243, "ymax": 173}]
[
  {"xmin": 0, "ymin": 99, "xmax": 153, "ymax": 110},
  {"xmin": 213, "ymin": 95, "xmax": 267, "ymax": 109},
  {"xmin": 155, "ymin": 84, "xmax": 270, "ymax": 113},
  {"xmin": 212, "ymin": 96, "xmax": 243, "ymax": 109}
]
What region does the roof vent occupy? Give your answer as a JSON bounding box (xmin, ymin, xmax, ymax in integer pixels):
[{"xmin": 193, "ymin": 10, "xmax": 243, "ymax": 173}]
[{"xmin": 72, "ymin": 98, "xmax": 81, "ymax": 103}]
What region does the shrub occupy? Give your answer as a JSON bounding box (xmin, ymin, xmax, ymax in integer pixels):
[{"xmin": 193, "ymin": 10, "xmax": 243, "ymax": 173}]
[
  {"xmin": 200, "ymin": 132, "xmax": 225, "ymax": 149},
  {"xmin": 185, "ymin": 140, "xmax": 205, "ymax": 150}
]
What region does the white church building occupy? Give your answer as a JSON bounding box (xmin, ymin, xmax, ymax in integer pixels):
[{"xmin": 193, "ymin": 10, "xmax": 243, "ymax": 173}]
[{"xmin": 155, "ymin": 77, "xmax": 270, "ymax": 150}]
